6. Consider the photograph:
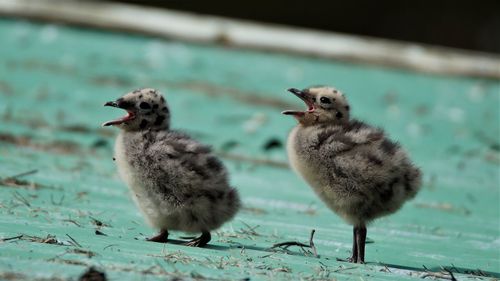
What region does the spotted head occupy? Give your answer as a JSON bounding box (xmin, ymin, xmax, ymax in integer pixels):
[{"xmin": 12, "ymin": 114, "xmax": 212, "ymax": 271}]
[
  {"xmin": 102, "ymin": 88, "xmax": 170, "ymax": 131},
  {"xmin": 282, "ymin": 86, "xmax": 350, "ymax": 126}
]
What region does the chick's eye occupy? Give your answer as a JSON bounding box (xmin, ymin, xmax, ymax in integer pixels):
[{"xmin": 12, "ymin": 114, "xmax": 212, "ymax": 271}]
[
  {"xmin": 320, "ymin": 97, "xmax": 331, "ymax": 104},
  {"xmin": 139, "ymin": 102, "xmax": 151, "ymax": 109}
]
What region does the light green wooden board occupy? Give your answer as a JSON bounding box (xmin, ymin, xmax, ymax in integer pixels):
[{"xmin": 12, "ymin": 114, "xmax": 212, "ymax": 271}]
[{"xmin": 0, "ymin": 18, "xmax": 499, "ymax": 280}]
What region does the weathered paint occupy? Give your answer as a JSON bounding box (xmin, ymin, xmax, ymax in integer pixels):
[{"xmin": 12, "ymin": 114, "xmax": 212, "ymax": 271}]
[{"xmin": 0, "ymin": 18, "xmax": 499, "ymax": 280}]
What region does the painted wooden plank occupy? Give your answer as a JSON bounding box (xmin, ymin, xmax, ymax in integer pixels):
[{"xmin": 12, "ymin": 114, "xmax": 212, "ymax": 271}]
[
  {"xmin": 0, "ymin": 0, "xmax": 499, "ymax": 79},
  {"xmin": 0, "ymin": 18, "xmax": 499, "ymax": 281}
]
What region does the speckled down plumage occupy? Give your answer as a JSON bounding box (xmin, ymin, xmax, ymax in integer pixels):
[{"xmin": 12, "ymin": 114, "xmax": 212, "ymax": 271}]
[
  {"xmin": 115, "ymin": 129, "xmax": 239, "ymax": 232},
  {"xmin": 288, "ymin": 119, "xmax": 421, "ymax": 226},
  {"xmin": 283, "ymin": 86, "xmax": 421, "ymax": 263},
  {"xmin": 104, "ymin": 88, "xmax": 240, "ymax": 245}
]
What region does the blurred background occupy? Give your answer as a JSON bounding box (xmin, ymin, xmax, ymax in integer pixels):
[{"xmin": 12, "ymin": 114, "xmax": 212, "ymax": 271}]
[
  {"xmin": 0, "ymin": 1, "xmax": 499, "ymax": 280},
  {"xmin": 115, "ymin": 0, "xmax": 500, "ymax": 53}
]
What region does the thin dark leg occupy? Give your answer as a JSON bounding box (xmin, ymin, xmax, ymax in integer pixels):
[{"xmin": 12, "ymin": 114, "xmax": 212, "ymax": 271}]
[
  {"xmin": 356, "ymin": 225, "xmax": 367, "ymax": 263},
  {"xmin": 146, "ymin": 229, "xmax": 169, "ymax": 243},
  {"xmin": 184, "ymin": 231, "xmax": 211, "ymax": 247},
  {"xmin": 348, "ymin": 226, "xmax": 358, "ymax": 263}
]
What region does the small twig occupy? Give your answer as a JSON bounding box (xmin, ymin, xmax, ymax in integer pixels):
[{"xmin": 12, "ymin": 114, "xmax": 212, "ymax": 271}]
[
  {"xmin": 271, "ymin": 241, "xmax": 310, "ymax": 250},
  {"xmin": 421, "ymin": 267, "xmax": 457, "ymax": 281},
  {"xmin": 298, "ymin": 245, "xmax": 309, "ymax": 256},
  {"xmin": 258, "ymin": 253, "xmax": 276, "ymax": 259},
  {"xmin": 21, "ymin": 234, "xmax": 61, "ymax": 245},
  {"xmin": 309, "ymin": 229, "xmax": 318, "ymax": 257},
  {"xmin": 65, "ymin": 234, "xmax": 82, "ymax": 247},
  {"xmin": 442, "ymin": 268, "xmax": 458, "ymax": 281},
  {"xmin": 5, "ymin": 170, "xmax": 38, "ymax": 180},
  {"xmin": 333, "ymin": 265, "xmax": 358, "ymax": 273},
  {"xmin": 270, "ymin": 229, "xmax": 319, "ymax": 258},
  {"xmin": 62, "ymin": 219, "xmax": 81, "ymax": 227},
  {"xmin": 1, "ymin": 235, "xmax": 23, "ymax": 242},
  {"xmin": 69, "ymin": 248, "xmax": 97, "ymax": 258},
  {"xmin": 103, "ymin": 244, "xmax": 119, "ymax": 250},
  {"xmin": 89, "ymin": 216, "xmax": 110, "ymax": 227},
  {"xmin": 89, "ymin": 216, "xmax": 103, "ymax": 226},
  {"xmin": 421, "ymin": 272, "xmax": 454, "ymax": 280},
  {"xmin": 238, "ymin": 221, "xmax": 261, "ymax": 236},
  {"xmin": 12, "ymin": 191, "xmax": 31, "ymax": 207}
]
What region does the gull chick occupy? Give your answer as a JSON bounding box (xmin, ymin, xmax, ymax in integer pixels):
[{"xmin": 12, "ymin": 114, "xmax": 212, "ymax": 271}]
[
  {"xmin": 103, "ymin": 88, "xmax": 240, "ymax": 247},
  {"xmin": 282, "ymin": 86, "xmax": 421, "ymax": 263}
]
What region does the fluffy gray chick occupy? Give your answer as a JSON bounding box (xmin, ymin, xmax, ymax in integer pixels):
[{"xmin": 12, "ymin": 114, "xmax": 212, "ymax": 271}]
[
  {"xmin": 282, "ymin": 86, "xmax": 421, "ymax": 263},
  {"xmin": 103, "ymin": 88, "xmax": 240, "ymax": 247}
]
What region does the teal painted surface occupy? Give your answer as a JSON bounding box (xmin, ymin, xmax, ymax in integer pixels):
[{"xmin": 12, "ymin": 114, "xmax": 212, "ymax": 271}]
[{"xmin": 0, "ymin": 18, "xmax": 499, "ymax": 280}]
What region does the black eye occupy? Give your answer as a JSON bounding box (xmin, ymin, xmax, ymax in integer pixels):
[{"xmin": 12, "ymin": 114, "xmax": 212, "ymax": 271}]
[
  {"xmin": 312, "ymin": 97, "xmax": 316, "ymax": 102},
  {"xmin": 320, "ymin": 97, "xmax": 331, "ymax": 104},
  {"xmin": 139, "ymin": 102, "xmax": 151, "ymax": 109},
  {"xmin": 117, "ymin": 99, "xmax": 134, "ymax": 109}
]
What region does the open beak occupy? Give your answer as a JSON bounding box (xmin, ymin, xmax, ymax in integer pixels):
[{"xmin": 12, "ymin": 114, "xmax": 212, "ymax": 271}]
[
  {"xmin": 281, "ymin": 88, "xmax": 315, "ymax": 116},
  {"xmin": 102, "ymin": 100, "xmax": 136, "ymax": 127}
]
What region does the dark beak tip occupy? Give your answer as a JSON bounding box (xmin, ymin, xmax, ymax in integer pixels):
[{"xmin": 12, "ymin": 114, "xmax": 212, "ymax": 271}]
[
  {"xmin": 281, "ymin": 110, "xmax": 296, "ymax": 115},
  {"xmin": 287, "ymin": 88, "xmax": 303, "ymax": 95},
  {"xmin": 104, "ymin": 101, "xmax": 117, "ymax": 107}
]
